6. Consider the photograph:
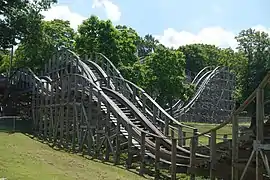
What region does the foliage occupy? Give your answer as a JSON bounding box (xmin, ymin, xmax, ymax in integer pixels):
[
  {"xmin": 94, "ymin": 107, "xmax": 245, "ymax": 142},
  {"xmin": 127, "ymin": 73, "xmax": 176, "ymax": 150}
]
[
  {"xmin": 137, "ymin": 34, "xmax": 159, "ymax": 58},
  {"xmin": 76, "ymin": 16, "xmax": 120, "ymax": 66},
  {"xmin": 235, "ymin": 28, "xmax": 270, "ymax": 101},
  {"xmin": 0, "ymin": 0, "xmax": 57, "ymax": 49},
  {"xmin": 143, "ymin": 45, "xmax": 193, "ymax": 107},
  {"xmin": 15, "ymin": 19, "xmax": 75, "ymax": 71},
  {"xmin": 0, "ymin": 50, "xmax": 10, "ymax": 73}
]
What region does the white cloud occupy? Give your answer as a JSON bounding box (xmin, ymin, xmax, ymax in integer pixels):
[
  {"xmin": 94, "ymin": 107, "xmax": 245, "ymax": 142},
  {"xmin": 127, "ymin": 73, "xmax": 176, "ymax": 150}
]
[
  {"xmin": 41, "ymin": 5, "xmax": 86, "ymax": 30},
  {"xmin": 155, "ymin": 25, "xmax": 270, "ymax": 50},
  {"xmin": 252, "ymin": 25, "xmax": 270, "ymax": 34},
  {"xmin": 92, "ymin": 0, "xmax": 121, "ymax": 22}
]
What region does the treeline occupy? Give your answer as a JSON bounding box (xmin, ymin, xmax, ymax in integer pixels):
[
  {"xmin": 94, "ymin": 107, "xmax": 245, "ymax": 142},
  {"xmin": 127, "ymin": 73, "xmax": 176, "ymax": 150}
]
[{"xmin": 1, "ymin": 0, "xmax": 270, "ymax": 109}]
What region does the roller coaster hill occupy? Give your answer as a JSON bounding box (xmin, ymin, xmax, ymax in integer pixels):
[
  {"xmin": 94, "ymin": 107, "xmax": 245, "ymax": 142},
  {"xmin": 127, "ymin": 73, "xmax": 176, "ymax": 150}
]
[{"xmin": 0, "ymin": 49, "xmax": 270, "ymax": 180}]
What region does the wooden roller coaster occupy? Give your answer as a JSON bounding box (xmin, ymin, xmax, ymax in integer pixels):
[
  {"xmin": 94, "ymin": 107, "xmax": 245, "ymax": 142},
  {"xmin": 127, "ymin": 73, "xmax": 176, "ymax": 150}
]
[{"xmin": 1, "ymin": 49, "xmax": 270, "ymax": 180}]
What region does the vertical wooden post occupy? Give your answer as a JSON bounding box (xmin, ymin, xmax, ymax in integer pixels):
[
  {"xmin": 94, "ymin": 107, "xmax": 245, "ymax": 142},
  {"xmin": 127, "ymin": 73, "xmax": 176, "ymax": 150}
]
[
  {"xmin": 190, "ymin": 129, "xmax": 198, "ymax": 180},
  {"xmin": 171, "ymin": 129, "xmax": 175, "ymax": 138},
  {"xmin": 183, "ymin": 132, "xmax": 186, "ymax": 146},
  {"xmin": 107, "ymin": 76, "xmax": 110, "ymax": 88},
  {"xmin": 126, "ymin": 124, "xmax": 132, "ymax": 169},
  {"xmin": 171, "ymin": 138, "xmax": 177, "ymax": 180},
  {"xmin": 79, "ymin": 81, "xmax": 85, "ymax": 152},
  {"xmin": 165, "ymin": 117, "xmax": 169, "ymax": 136},
  {"xmin": 95, "ymin": 90, "xmax": 101, "ymax": 158},
  {"xmin": 59, "ymin": 79, "xmax": 64, "ymax": 146},
  {"xmin": 49, "ymin": 82, "xmax": 54, "ymax": 142},
  {"xmin": 87, "ymin": 83, "xmax": 93, "ymax": 155},
  {"xmin": 44, "ymin": 81, "xmax": 49, "ymax": 140},
  {"xmin": 178, "ymin": 125, "xmax": 183, "ymax": 146},
  {"xmin": 208, "ymin": 136, "xmax": 211, "ymax": 147},
  {"xmin": 155, "ymin": 137, "xmax": 160, "ymax": 180},
  {"xmin": 139, "ymin": 131, "xmax": 146, "ymax": 176},
  {"xmin": 31, "ymin": 78, "xmax": 36, "ymax": 131},
  {"xmin": 39, "ymin": 81, "xmax": 44, "ymax": 136},
  {"xmin": 105, "ymin": 103, "xmax": 110, "ymax": 161},
  {"xmin": 114, "ymin": 115, "xmax": 120, "ymax": 165},
  {"xmin": 223, "ymin": 134, "xmax": 228, "ymax": 142},
  {"xmin": 210, "ymin": 130, "xmax": 217, "ymax": 180},
  {"xmin": 142, "ymin": 93, "xmax": 146, "ymax": 114},
  {"xmin": 153, "ymin": 106, "xmax": 157, "ymax": 124},
  {"xmin": 72, "ymin": 76, "xmax": 77, "ymax": 151},
  {"xmin": 139, "ymin": 132, "xmax": 146, "ymax": 176},
  {"xmin": 256, "ymin": 88, "xmax": 264, "ymax": 180},
  {"xmin": 65, "ymin": 76, "xmax": 70, "ymax": 149},
  {"xmin": 232, "ymin": 114, "xmax": 239, "ymax": 180}
]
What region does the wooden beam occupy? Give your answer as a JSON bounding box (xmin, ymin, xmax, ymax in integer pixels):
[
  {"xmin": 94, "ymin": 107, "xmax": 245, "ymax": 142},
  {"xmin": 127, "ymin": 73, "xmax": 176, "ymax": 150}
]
[
  {"xmin": 232, "ymin": 114, "xmax": 239, "ymax": 180},
  {"xmin": 210, "ymin": 130, "xmax": 216, "ymax": 180},
  {"xmin": 256, "ymin": 88, "xmax": 264, "ymax": 180},
  {"xmin": 171, "ymin": 138, "xmax": 177, "ymax": 180}
]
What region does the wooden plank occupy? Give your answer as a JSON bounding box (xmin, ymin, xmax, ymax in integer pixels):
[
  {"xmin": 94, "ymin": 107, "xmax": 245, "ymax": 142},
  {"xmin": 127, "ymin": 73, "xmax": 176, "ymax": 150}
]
[
  {"xmin": 190, "ymin": 129, "xmax": 198, "ymax": 180},
  {"xmin": 171, "ymin": 138, "xmax": 177, "ymax": 180},
  {"xmin": 210, "ymin": 130, "xmax": 216, "ymax": 180},
  {"xmin": 178, "ymin": 125, "xmax": 183, "ymax": 146},
  {"xmin": 256, "ymin": 88, "xmax": 264, "ymax": 180},
  {"xmin": 139, "ymin": 131, "xmax": 146, "ymax": 176},
  {"xmin": 164, "ymin": 117, "xmax": 169, "ymax": 136},
  {"xmin": 232, "ymin": 114, "xmax": 239, "ymax": 180},
  {"xmin": 114, "ymin": 115, "xmax": 120, "ymax": 165},
  {"xmin": 126, "ymin": 123, "xmax": 132, "ymax": 169},
  {"xmin": 105, "ymin": 102, "xmax": 110, "ymax": 161},
  {"xmin": 87, "ymin": 83, "xmax": 93, "ymax": 155},
  {"xmin": 155, "ymin": 137, "xmax": 160, "ymax": 180}
]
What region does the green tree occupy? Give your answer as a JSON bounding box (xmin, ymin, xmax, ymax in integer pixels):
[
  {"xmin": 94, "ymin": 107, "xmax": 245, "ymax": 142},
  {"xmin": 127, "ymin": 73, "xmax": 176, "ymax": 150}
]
[
  {"xmin": 178, "ymin": 44, "xmax": 222, "ymax": 74},
  {"xmin": 0, "ymin": 0, "xmax": 57, "ymax": 49},
  {"xmin": 76, "ymin": 16, "xmax": 120, "ymax": 66},
  {"xmin": 217, "ymin": 48, "xmax": 248, "ymax": 101},
  {"xmin": 144, "ymin": 45, "xmax": 193, "ymax": 108},
  {"xmin": 0, "ymin": 50, "xmax": 10, "ymax": 73},
  {"xmin": 15, "ymin": 19, "xmax": 75, "ymax": 71},
  {"xmin": 235, "ymin": 28, "xmax": 270, "ymax": 101},
  {"xmin": 115, "ymin": 25, "xmax": 140, "ymax": 66},
  {"xmin": 137, "ymin": 34, "xmax": 159, "ymax": 58}
]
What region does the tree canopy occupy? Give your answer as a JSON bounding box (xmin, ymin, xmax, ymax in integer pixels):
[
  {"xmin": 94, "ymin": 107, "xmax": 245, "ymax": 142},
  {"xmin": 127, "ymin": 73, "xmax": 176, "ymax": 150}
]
[{"xmin": 0, "ymin": 0, "xmax": 57, "ymax": 49}]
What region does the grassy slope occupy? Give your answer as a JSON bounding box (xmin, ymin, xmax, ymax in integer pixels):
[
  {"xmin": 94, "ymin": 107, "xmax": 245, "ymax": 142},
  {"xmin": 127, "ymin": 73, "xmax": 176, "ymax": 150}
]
[
  {"xmin": 0, "ymin": 122, "xmax": 246, "ymax": 180},
  {"xmin": 0, "ymin": 132, "xmax": 145, "ymax": 180}
]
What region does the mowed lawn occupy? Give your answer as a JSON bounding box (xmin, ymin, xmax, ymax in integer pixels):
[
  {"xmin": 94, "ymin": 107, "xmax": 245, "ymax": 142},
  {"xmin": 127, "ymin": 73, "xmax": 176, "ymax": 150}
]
[
  {"xmin": 182, "ymin": 122, "xmax": 250, "ymax": 145},
  {"xmin": 0, "ymin": 132, "xmax": 146, "ymax": 180}
]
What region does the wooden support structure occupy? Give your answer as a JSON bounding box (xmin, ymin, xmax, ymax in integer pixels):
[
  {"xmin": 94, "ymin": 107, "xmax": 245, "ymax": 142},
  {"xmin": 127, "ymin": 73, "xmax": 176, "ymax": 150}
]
[
  {"xmin": 139, "ymin": 132, "xmax": 146, "ymax": 176},
  {"xmin": 171, "ymin": 138, "xmax": 177, "ymax": 180},
  {"xmin": 155, "ymin": 137, "xmax": 160, "ymax": 180},
  {"xmin": 210, "ymin": 130, "xmax": 216, "ymax": 180},
  {"xmin": 232, "ymin": 114, "xmax": 239, "ymax": 180},
  {"xmin": 190, "ymin": 129, "xmax": 198, "ymax": 180},
  {"xmin": 256, "ymin": 88, "xmax": 264, "ymax": 180},
  {"xmin": 9, "ymin": 49, "xmax": 270, "ymax": 180}
]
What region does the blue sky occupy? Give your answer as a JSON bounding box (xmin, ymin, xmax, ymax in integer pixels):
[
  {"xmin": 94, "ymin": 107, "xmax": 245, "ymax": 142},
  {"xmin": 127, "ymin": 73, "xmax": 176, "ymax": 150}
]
[{"xmin": 43, "ymin": 0, "xmax": 270, "ymax": 49}]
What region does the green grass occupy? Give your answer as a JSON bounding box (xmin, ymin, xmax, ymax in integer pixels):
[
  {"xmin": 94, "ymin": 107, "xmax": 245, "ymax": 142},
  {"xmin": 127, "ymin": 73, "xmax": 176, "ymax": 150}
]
[
  {"xmin": 0, "ymin": 122, "xmax": 250, "ymax": 180},
  {"xmin": 0, "ymin": 132, "xmax": 146, "ymax": 180},
  {"xmin": 182, "ymin": 122, "xmax": 250, "ymax": 145}
]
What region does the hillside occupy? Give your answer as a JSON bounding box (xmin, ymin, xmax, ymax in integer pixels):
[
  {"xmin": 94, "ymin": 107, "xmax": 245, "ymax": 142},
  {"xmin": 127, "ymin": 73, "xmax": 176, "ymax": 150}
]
[{"xmin": 0, "ymin": 132, "xmax": 146, "ymax": 180}]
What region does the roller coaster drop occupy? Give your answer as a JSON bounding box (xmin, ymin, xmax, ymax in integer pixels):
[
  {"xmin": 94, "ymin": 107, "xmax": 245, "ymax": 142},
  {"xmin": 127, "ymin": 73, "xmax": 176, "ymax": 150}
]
[{"xmin": 1, "ymin": 49, "xmax": 270, "ymax": 180}]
